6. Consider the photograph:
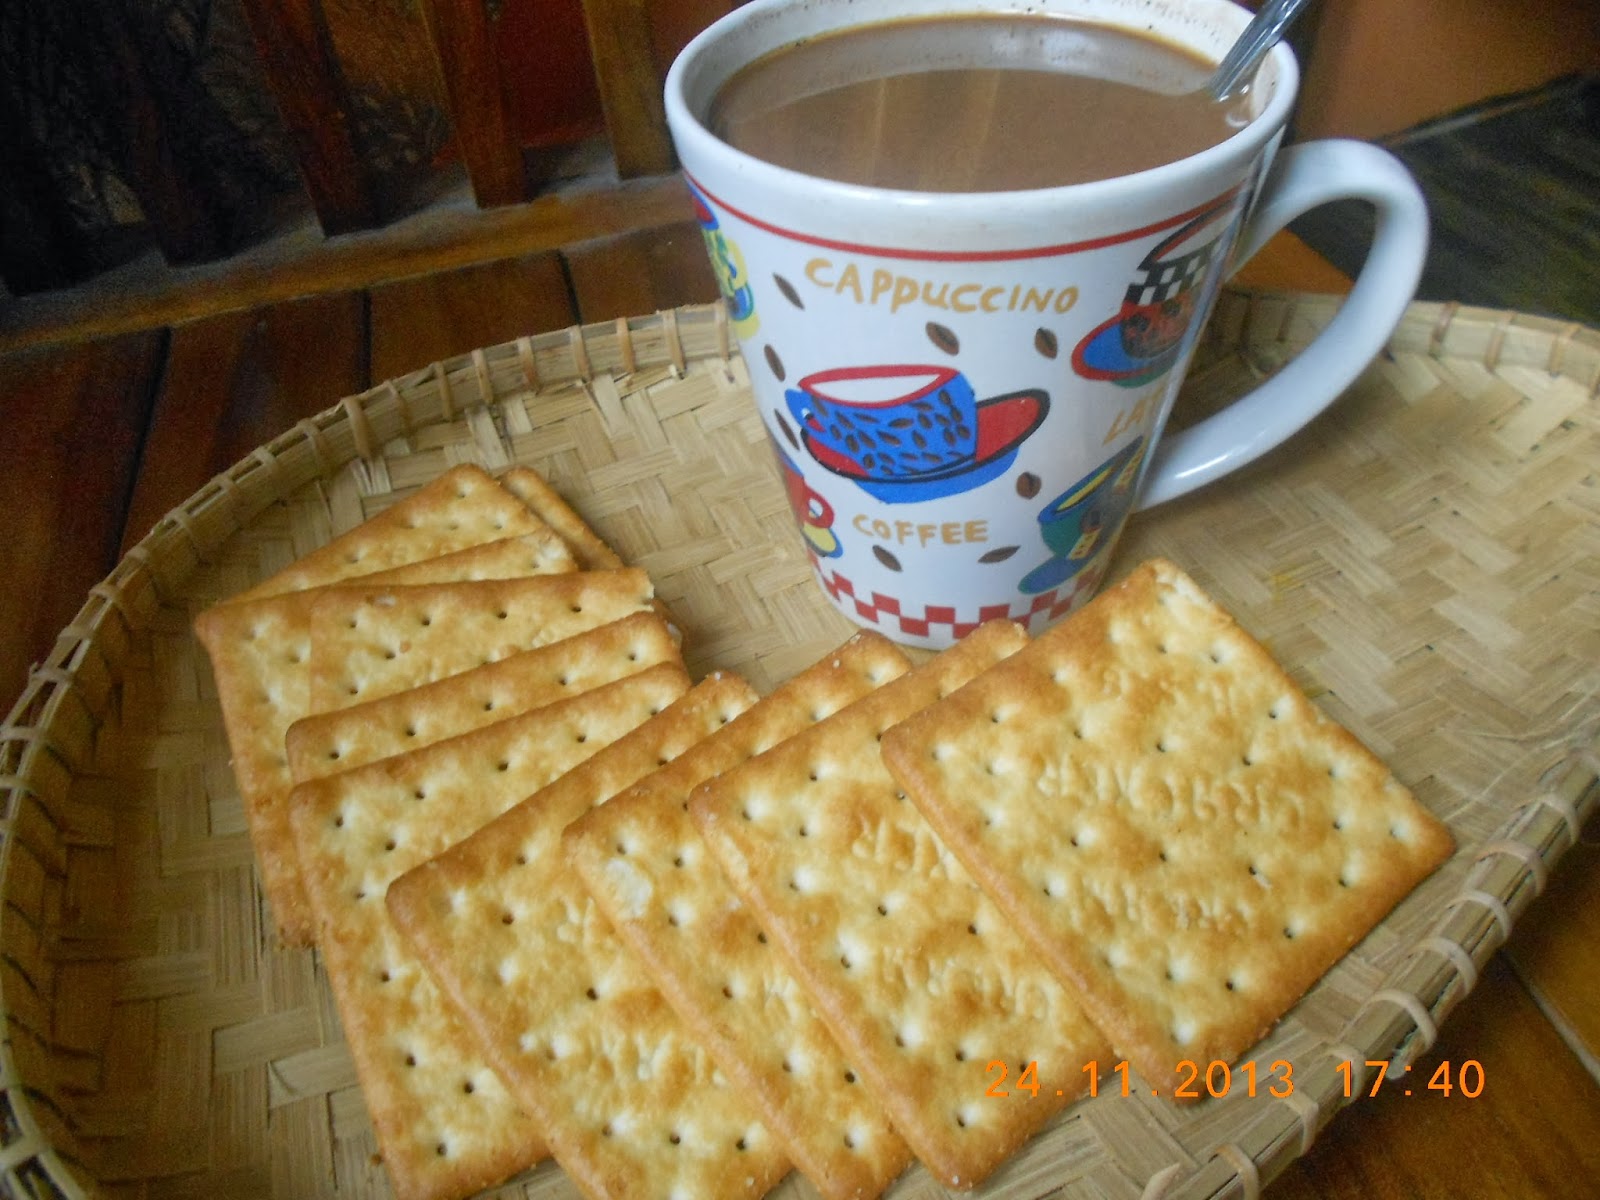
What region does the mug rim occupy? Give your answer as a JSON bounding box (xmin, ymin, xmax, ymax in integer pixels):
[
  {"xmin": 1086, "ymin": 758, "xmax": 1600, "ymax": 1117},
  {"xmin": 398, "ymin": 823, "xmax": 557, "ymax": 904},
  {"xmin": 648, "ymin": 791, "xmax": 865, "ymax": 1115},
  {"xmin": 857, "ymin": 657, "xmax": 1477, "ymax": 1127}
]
[{"xmin": 664, "ymin": 0, "xmax": 1301, "ymax": 213}]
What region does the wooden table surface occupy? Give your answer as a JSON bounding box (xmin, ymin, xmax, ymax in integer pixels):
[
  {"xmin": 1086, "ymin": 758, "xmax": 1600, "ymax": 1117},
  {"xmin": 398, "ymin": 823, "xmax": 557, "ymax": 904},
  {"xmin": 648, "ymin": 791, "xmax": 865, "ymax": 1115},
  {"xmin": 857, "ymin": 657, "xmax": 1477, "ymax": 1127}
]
[{"xmin": 0, "ymin": 221, "xmax": 1595, "ymax": 1198}]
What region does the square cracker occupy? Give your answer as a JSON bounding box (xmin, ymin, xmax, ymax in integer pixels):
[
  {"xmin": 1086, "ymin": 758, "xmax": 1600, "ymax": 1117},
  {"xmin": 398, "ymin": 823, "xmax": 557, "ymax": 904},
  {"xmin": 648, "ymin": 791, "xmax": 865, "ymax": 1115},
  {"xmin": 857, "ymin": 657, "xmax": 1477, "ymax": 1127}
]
[
  {"xmin": 690, "ymin": 622, "xmax": 1110, "ymax": 1190},
  {"xmin": 285, "ymin": 612, "xmax": 682, "ymax": 782},
  {"xmin": 196, "ymin": 568, "xmax": 647, "ymax": 945},
  {"xmin": 881, "ymin": 558, "xmax": 1456, "ymax": 1093},
  {"xmin": 562, "ymin": 634, "xmax": 915, "ymax": 1200},
  {"xmin": 499, "ymin": 465, "xmax": 624, "ymax": 570},
  {"xmin": 289, "ymin": 663, "xmax": 692, "ymax": 1200},
  {"xmin": 307, "ymin": 569, "xmax": 657, "ymax": 712},
  {"xmin": 230, "ymin": 463, "xmax": 557, "ymax": 603},
  {"xmin": 387, "ymin": 673, "xmax": 794, "ymax": 1200},
  {"xmin": 351, "ymin": 529, "xmax": 578, "ymax": 583}
]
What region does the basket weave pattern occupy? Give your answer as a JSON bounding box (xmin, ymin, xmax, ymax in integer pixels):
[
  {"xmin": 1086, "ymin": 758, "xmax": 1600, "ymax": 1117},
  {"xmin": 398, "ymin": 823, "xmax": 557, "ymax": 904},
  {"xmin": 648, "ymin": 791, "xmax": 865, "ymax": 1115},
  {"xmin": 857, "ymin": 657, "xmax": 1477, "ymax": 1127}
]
[{"xmin": 2, "ymin": 293, "xmax": 1597, "ymax": 1199}]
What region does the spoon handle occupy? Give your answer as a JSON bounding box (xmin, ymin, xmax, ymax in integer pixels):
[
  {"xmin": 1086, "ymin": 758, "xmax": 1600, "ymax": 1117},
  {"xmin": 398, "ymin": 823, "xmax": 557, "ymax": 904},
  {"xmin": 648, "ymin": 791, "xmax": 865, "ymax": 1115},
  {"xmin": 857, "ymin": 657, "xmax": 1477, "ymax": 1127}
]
[{"xmin": 1208, "ymin": 0, "xmax": 1313, "ymax": 101}]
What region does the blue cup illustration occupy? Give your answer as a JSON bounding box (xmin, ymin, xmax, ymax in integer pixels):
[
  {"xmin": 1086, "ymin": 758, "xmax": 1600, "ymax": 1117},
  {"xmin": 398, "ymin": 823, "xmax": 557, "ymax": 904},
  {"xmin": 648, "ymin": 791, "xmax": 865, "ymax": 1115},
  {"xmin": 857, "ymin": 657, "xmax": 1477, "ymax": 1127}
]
[
  {"xmin": 1019, "ymin": 436, "xmax": 1146, "ymax": 593},
  {"xmin": 786, "ymin": 365, "xmax": 978, "ymax": 480}
]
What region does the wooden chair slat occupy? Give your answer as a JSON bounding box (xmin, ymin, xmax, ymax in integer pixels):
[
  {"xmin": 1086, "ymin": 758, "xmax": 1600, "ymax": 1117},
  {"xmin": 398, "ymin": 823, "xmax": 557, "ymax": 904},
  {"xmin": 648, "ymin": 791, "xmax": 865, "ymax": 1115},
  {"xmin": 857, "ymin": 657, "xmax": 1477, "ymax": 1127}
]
[
  {"xmin": 0, "ymin": 90, "xmax": 88, "ymax": 295},
  {"xmin": 580, "ymin": 0, "xmax": 677, "ymax": 178},
  {"xmin": 100, "ymin": 2, "xmax": 231, "ymax": 264},
  {"xmin": 237, "ymin": 0, "xmax": 382, "ymax": 235},
  {"xmin": 419, "ymin": 0, "xmax": 529, "ymax": 207}
]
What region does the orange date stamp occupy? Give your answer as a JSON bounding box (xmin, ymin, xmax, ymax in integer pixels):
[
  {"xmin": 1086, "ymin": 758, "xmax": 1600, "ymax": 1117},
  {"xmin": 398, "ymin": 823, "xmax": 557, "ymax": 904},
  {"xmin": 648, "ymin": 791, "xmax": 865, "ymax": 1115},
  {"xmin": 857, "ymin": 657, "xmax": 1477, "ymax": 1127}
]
[{"xmin": 985, "ymin": 1058, "xmax": 1486, "ymax": 1102}]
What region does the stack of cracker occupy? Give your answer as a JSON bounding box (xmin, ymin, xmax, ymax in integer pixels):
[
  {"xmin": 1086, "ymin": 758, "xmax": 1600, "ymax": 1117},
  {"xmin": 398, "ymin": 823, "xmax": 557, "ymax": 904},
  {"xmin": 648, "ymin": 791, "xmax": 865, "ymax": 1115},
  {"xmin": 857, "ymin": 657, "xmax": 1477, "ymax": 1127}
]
[
  {"xmin": 196, "ymin": 463, "xmax": 688, "ymax": 1199},
  {"xmin": 199, "ymin": 456, "xmax": 1454, "ymax": 1200}
]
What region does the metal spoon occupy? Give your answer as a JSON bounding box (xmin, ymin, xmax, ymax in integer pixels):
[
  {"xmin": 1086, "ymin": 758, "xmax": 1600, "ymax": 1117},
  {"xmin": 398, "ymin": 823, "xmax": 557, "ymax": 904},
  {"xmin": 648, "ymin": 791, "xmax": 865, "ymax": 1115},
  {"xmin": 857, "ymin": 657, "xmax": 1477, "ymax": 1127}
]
[{"xmin": 1208, "ymin": 0, "xmax": 1314, "ymax": 101}]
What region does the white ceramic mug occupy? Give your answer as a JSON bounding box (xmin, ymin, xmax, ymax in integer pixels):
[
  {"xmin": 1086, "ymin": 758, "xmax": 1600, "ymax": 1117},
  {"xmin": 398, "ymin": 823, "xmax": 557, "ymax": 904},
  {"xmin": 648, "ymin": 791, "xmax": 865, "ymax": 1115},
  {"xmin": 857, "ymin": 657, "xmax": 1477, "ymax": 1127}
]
[{"xmin": 666, "ymin": 0, "xmax": 1428, "ymax": 649}]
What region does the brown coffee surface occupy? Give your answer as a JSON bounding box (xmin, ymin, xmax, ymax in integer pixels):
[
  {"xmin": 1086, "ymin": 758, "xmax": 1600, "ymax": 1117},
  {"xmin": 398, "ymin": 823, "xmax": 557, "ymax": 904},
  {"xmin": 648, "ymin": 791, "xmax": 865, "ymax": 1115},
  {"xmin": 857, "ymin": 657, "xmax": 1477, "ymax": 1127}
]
[{"xmin": 708, "ymin": 14, "xmax": 1250, "ymax": 192}]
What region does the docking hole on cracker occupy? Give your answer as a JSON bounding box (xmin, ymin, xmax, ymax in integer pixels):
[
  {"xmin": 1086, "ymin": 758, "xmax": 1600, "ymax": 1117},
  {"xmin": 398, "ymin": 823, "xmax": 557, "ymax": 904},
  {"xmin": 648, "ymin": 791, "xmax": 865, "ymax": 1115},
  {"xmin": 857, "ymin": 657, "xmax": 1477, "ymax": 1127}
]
[{"xmin": 881, "ymin": 558, "xmax": 1454, "ymax": 1096}]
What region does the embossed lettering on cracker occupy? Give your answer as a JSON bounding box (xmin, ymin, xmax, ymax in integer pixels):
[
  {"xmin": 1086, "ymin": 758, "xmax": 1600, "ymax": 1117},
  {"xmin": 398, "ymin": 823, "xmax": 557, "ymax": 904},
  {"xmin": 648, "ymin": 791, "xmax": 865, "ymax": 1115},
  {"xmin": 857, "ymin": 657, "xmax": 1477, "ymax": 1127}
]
[
  {"xmin": 689, "ymin": 621, "xmax": 1112, "ymax": 1189},
  {"xmin": 881, "ymin": 558, "xmax": 1455, "ymax": 1095}
]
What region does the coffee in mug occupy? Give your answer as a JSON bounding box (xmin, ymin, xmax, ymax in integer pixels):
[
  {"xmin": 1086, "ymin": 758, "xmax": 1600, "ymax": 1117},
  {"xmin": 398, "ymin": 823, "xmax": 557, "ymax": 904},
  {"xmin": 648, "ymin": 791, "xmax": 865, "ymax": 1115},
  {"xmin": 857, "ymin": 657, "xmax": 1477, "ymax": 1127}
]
[{"xmin": 709, "ymin": 14, "xmax": 1253, "ymax": 192}]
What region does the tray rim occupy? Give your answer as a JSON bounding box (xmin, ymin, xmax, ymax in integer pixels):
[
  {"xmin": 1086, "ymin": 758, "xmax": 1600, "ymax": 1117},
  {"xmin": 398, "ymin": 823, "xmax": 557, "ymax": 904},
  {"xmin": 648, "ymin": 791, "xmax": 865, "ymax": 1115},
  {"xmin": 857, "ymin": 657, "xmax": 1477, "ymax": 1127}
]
[{"xmin": 2, "ymin": 290, "xmax": 1598, "ymax": 1200}]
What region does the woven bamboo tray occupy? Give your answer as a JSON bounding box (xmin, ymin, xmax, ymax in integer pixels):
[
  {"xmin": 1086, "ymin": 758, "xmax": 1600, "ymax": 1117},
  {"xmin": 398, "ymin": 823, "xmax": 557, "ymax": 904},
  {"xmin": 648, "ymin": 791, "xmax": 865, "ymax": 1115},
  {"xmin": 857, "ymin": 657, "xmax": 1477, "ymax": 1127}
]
[{"xmin": 3, "ymin": 290, "xmax": 1597, "ymax": 1200}]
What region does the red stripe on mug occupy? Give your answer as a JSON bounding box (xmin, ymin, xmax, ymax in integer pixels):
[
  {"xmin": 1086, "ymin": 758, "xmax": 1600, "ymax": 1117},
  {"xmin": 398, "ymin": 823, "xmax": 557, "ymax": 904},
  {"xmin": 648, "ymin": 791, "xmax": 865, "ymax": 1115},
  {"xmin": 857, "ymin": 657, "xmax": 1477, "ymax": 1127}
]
[{"xmin": 685, "ymin": 174, "xmax": 1246, "ymax": 263}]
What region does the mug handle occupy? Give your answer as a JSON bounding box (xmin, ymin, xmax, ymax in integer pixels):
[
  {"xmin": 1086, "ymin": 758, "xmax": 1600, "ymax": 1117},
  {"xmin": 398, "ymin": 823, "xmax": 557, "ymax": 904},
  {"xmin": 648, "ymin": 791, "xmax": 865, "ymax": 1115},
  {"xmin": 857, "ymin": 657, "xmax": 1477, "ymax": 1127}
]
[{"xmin": 1136, "ymin": 139, "xmax": 1429, "ymax": 508}]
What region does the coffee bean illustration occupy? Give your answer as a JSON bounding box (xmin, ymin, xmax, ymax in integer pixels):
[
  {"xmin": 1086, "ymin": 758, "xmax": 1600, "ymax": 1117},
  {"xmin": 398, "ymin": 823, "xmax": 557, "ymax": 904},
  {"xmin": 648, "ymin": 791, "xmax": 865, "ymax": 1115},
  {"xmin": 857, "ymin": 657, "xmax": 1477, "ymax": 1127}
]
[
  {"xmin": 773, "ymin": 274, "xmax": 804, "ymax": 309},
  {"xmin": 763, "ymin": 344, "xmax": 785, "ymax": 380},
  {"xmin": 1016, "ymin": 472, "xmax": 1041, "ymax": 498},
  {"xmin": 873, "ymin": 546, "xmax": 903, "ymax": 571},
  {"xmin": 926, "ymin": 322, "xmax": 959, "ymax": 355},
  {"xmin": 1035, "ymin": 328, "xmax": 1059, "ymax": 359},
  {"xmin": 775, "ymin": 411, "xmax": 800, "ymax": 449},
  {"xmin": 979, "ymin": 546, "xmax": 1019, "ymax": 563}
]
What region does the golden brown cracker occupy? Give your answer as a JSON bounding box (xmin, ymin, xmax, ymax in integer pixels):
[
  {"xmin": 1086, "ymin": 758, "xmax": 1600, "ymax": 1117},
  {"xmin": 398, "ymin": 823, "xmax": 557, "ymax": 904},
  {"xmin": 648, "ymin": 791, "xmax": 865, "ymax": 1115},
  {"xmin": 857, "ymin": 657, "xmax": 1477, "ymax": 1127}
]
[
  {"xmin": 194, "ymin": 592, "xmax": 322, "ymax": 944},
  {"xmin": 232, "ymin": 463, "xmax": 555, "ymax": 603},
  {"xmin": 499, "ymin": 465, "xmax": 623, "ymax": 570},
  {"xmin": 196, "ymin": 567, "xmax": 627, "ymax": 946},
  {"xmin": 285, "ymin": 612, "xmax": 681, "ymax": 782},
  {"xmin": 361, "ymin": 529, "xmax": 576, "ymax": 584},
  {"xmin": 387, "ymin": 674, "xmax": 794, "ymax": 1200},
  {"xmin": 882, "ymin": 559, "xmax": 1455, "ymax": 1093},
  {"xmin": 690, "ymin": 622, "xmax": 1109, "ymax": 1189},
  {"xmin": 289, "ymin": 663, "xmax": 691, "ymax": 1200},
  {"xmin": 306, "ymin": 569, "xmax": 657, "ymax": 712},
  {"xmin": 563, "ymin": 636, "xmax": 917, "ymax": 1200}
]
